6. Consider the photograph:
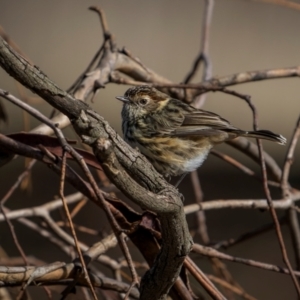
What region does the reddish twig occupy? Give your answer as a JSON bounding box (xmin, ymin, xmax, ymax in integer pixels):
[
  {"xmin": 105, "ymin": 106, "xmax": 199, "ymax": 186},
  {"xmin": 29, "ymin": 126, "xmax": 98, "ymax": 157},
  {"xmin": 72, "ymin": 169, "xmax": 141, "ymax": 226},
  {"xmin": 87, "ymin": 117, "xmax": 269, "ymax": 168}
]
[
  {"xmin": 207, "ymin": 274, "xmax": 257, "ymax": 300},
  {"xmin": 213, "ymin": 87, "xmax": 300, "ymax": 294},
  {"xmin": 257, "ymin": 132, "xmax": 300, "ymax": 295},
  {"xmin": 231, "ymin": 92, "xmax": 300, "ymax": 296},
  {"xmin": 190, "ymin": 171, "xmax": 238, "ymax": 298},
  {"xmin": 190, "ymin": 172, "xmax": 240, "ymax": 300},
  {"xmin": 190, "ymin": 171, "xmax": 209, "ymax": 243},
  {"xmin": 211, "ymin": 149, "xmax": 281, "ymax": 187},
  {"xmin": 0, "ymin": 89, "xmax": 139, "ymax": 296},
  {"xmin": 0, "ymin": 160, "xmax": 35, "ymax": 265},
  {"xmin": 184, "ymin": 257, "xmax": 226, "ymax": 300},
  {"xmin": 59, "ymin": 152, "xmax": 98, "ymax": 300},
  {"xmin": 192, "ymin": 243, "xmax": 300, "ymax": 277},
  {"xmin": 212, "ymin": 217, "xmax": 286, "ymax": 250}
]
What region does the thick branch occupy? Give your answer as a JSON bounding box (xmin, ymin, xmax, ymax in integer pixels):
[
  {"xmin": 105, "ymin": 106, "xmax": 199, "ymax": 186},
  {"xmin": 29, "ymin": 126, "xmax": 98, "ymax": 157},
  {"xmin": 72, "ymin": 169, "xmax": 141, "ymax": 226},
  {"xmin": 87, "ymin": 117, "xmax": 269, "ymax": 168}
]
[{"xmin": 0, "ymin": 36, "xmax": 193, "ymax": 300}]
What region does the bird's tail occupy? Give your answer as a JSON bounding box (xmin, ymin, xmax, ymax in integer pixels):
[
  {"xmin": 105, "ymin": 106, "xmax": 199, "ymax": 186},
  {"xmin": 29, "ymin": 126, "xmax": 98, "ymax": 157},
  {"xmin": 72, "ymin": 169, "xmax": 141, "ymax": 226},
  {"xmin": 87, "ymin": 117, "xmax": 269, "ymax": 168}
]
[{"xmin": 242, "ymin": 129, "xmax": 286, "ymax": 145}]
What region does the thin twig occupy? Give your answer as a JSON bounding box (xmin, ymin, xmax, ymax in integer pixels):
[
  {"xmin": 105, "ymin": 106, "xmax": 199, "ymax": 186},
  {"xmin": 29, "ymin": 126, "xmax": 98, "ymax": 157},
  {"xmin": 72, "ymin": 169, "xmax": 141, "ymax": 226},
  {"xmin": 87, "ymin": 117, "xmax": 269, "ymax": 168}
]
[
  {"xmin": 258, "ymin": 137, "xmax": 300, "ymax": 294},
  {"xmin": 89, "ymin": 6, "xmax": 110, "ymax": 38},
  {"xmin": 59, "ymin": 152, "xmax": 98, "ymax": 300},
  {"xmin": 191, "ymin": 0, "xmax": 214, "ymax": 108},
  {"xmin": 211, "ymin": 149, "xmax": 281, "ymax": 187},
  {"xmin": 192, "ymin": 243, "xmax": 300, "ymax": 277},
  {"xmin": 190, "ymin": 171, "xmax": 240, "ymax": 298},
  {"xmin": 184, "ymin": 191, "xmax": 300, "ymax": 213},
  {"xmin": 281, "ymin": 116, "xmax": 300, "ymax": 270},
  {"xmin": 89, "ymin": 6, "xmax": 116, "ymax": 50},
  {"xmin": 238, "ymin": 93, "xmax": 300, "ymax": 295},
  {"xmin": 207, "ymin": 274, "xmax": 257, "ymax": 300},
  {"xmin": 0, "ymin": 90, "xmax": 69, "ymax": 149},
  {"xmin": 57, "ymin": 133, "xmax": 140, "ymax": 291},
  {"xmin": 190, "ymin": 171, "xmax": 209, "ymax": 244},
  {"xmin": 212, "ymin": 217, "xmax": 286, "ymax": 250},
  {"xmin": 288, "ymin": 208, "xmax": 300, "ymax": 271},
  {"xmin": 0, "ymin": 160, "xmax": 35, "ymax": 265},
  {"xmin": 0, "ymin": 205, "xmax": 28, "ymax": 272},
  {"xmin": 67, "ymin": 45, "xmax": 104, "ymax": 94},
  {"xmin": 281, "ymin": 116, "xmax": 300, "ymax": 197},
  {"xmin": 184, "ymin": 0, "xmax": 214, "ymax": 84},
  {"xmin": 217, "ymin": 89, "xmax": 300, "ymax": 293},
  {"xmin": 184, "ymin": 257, "xmax": 226, "ymax": 300}
]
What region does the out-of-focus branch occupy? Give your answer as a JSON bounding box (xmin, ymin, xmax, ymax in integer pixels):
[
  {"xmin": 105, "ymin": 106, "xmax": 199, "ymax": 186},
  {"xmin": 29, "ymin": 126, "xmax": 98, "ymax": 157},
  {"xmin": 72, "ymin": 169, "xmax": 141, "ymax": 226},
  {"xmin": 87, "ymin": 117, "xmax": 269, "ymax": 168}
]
[
  {"xmin": 192, "ymin": 243, "xmax": 300, "ymax": 277},
  {"xmin": 281, "ymin": 116, "xmax": 300, "ymax": 270},
  {"xmin": 212, "ymin": 217, "xmax": 286, "ymax": 250},
  {"xmin": 252, "ymin": 0, "xmax": 300, "ymax": 11},
  {"xmin": 183, "ymin": 257, "xmax": 226, "ymax": 300},
  {"xmin": 228, "ymin": 137, "xmax": 283, "ymax": 182},
  {"xmin": 216, "ymin": 87, "xmax": 298, "ymax": 292},
  {"xmin": 0, "ymin": 264, "xmax": 139, "ymax": 299},
  {"xmin": 207, "ymin": 275, "xmax": 257, "ymax": 300},
  {"xmin": 184, "ymin": 0, "xmax": 214, "ymax": 85},
  {"xmin": 0, "ymin": 159, "xmax": 35, "ymax": 266},
  {"xmin": 186, "ymin": 0, "xmax": 214, "ymax": 108},
  {"xmin": 184, "ymin": 191, "xmax": 300, "ymax": 213},
  {"xmin": 281, "ymin": 116, "xmax": 300, "ymax": 196},
  {"xmin": 211, "ymin": 149, "xmax": 280, "ymax": 187}
]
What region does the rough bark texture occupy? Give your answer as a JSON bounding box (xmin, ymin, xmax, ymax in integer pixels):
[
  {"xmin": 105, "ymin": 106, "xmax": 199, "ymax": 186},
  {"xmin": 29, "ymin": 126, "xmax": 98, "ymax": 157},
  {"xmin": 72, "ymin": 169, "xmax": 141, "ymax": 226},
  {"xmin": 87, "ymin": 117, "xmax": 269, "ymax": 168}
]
[{"xmin": 0, "ymin": 37, "xmax": 193, "ymax": 299}]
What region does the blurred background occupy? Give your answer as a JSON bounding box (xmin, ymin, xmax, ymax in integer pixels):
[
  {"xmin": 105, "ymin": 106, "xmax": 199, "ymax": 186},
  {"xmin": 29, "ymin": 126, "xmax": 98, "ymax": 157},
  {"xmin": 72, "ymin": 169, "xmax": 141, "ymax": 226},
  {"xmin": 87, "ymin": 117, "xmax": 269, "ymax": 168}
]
[{"xmin": 0, "ymin": 1, "xmax": 299, "ymax": 299}]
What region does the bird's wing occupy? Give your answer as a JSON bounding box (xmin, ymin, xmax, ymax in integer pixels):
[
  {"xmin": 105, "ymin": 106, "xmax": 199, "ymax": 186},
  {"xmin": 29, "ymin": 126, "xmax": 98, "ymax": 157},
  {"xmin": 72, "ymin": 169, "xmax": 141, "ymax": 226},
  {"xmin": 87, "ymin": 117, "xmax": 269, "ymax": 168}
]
[
  {"xmin": 141, "ymin": 99, "xmax": 185, "ymax": 135},
  {"xmin": 144, "ymin": 112, "xmax": 183, "ymax": 135},
  {"xmin": 144, "ymin": 98, "xmax": 238, "ymax": 137},
  {"xmin": 171, "ymin": 109, "xmax": 239, "ymax": 137}
]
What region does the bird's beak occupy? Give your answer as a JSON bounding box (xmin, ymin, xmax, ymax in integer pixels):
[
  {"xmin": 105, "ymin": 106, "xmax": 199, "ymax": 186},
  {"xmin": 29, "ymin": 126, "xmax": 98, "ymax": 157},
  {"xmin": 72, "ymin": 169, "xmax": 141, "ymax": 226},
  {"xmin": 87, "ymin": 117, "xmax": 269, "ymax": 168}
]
[{"xmin": 116, "ymin": 96, "xmax": 129, "ymax": 103}]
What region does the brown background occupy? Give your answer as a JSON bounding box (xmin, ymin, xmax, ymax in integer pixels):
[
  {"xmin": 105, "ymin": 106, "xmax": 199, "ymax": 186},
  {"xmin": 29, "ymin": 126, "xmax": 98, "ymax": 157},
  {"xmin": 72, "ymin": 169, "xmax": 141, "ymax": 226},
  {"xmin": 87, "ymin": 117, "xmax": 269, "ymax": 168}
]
[{"xmin": 0, "ymin": 1, "xmax": 299, "ymax": 299}]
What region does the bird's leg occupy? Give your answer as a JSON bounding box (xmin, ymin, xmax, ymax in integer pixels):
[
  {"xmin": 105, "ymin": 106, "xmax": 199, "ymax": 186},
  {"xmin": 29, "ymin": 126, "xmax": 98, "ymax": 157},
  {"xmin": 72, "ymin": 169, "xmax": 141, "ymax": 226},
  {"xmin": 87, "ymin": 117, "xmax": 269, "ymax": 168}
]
[
  {"xmin": 175, "ymin": 172, "xmax": 188, "ymax": 188},
  {"xmin": 156, "ymin": 174, "xmax": 186, "ymax": 202}
]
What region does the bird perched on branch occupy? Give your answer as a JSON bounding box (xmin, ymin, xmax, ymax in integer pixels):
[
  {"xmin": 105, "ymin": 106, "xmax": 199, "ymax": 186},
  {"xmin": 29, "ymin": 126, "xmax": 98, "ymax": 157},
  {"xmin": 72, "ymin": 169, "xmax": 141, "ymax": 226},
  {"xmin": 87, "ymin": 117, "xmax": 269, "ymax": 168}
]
[{"xmin": 117, "ymin": 86, "xmax": 286, "ymax": 178}]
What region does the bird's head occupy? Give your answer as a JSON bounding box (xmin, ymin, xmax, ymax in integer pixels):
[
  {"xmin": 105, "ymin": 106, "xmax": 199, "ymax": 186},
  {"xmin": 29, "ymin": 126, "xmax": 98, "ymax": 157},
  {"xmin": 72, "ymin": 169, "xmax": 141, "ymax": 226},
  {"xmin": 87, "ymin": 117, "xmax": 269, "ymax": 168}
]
[{"xmin": 116, "ymin": 86, "xmax": 170, "ymax": 121}]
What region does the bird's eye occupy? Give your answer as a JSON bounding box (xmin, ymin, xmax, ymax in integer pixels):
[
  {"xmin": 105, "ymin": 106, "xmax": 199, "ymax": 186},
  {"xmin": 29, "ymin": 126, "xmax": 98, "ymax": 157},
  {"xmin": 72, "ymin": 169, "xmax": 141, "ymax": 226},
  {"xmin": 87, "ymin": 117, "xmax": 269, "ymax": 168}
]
[{"xmin": 139, "ymin": 98, "xmax": 148, "ymax": 106}]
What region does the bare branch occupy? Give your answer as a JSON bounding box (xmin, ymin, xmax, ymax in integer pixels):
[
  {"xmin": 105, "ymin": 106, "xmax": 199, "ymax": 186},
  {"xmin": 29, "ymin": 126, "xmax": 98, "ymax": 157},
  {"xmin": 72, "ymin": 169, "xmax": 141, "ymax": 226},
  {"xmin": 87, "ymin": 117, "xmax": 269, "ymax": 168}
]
[
  {"xmin": 0, "ymin": 36, "xmax": 193, "ymax": 300},
  {"xmin": 0, "ymin": 264, "xmax": 139, "ymax": 298},
  {"xmin": 192, "ymin": 244, "xmax": 300, "ymax": 277},
  {"xmin": 0, "ymin": 5, "xmax": 299, "ymax": 299},
  {"xmin": 184, "ymin": 191, "xmax": 300, "ymax": 213},
  {"xmin": 253, "ymin": 0, "xmax": 300, "ymax": 11}
]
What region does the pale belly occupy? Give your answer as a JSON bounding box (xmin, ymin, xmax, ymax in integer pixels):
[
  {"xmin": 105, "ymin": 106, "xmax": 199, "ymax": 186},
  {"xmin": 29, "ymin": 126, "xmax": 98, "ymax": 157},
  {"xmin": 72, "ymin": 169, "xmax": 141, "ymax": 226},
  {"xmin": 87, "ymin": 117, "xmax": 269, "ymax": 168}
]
[
  {"xmin": 181, "ymin": 151, "xmax": 210, "ymax": 173},
  {"xmin": 128, "ymin": 136, "xmax": 212, "ymax": 177}
]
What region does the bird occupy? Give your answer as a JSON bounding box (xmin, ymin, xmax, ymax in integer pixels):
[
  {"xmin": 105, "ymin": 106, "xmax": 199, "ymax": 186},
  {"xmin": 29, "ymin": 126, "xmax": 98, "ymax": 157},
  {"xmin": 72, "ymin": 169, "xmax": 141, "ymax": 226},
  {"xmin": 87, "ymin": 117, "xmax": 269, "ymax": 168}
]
[{"xmin": 116, "ymin": 86, "xmax": 286, "ymax": 178}]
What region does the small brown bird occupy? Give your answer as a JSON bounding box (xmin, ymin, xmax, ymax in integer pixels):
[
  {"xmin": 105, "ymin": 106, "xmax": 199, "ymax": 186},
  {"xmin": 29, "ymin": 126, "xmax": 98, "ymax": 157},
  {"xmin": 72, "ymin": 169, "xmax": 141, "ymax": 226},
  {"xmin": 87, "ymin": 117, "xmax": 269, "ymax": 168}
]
[{"xmin": 116, "ymin": 86, "xmax": 286, "ymax": 178}]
